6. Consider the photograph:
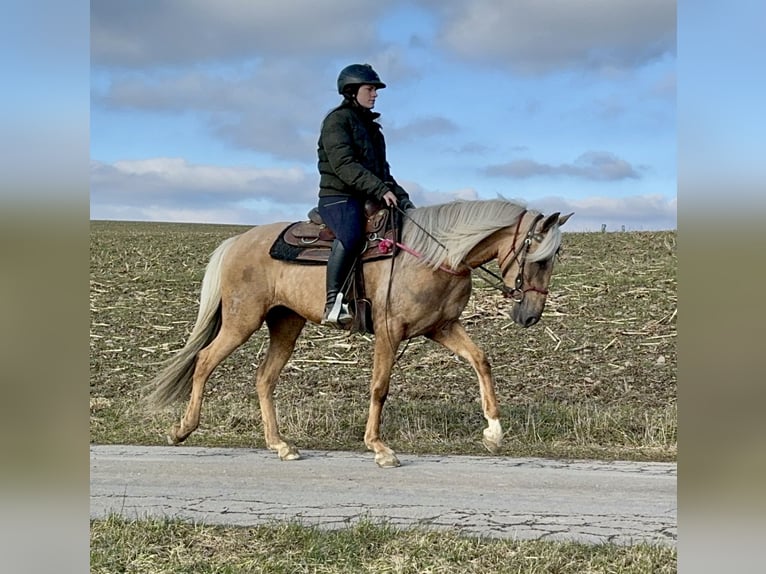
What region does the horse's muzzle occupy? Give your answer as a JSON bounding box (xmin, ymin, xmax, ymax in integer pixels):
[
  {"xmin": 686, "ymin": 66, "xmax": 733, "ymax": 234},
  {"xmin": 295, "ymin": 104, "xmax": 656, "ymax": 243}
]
[
  {"xmin": 522, "ymin": 314, "xmax": 540, "ymax": 327},
  {"xmin": 511, "ymin": 304, "xmax": 541, "ymax": 328}
]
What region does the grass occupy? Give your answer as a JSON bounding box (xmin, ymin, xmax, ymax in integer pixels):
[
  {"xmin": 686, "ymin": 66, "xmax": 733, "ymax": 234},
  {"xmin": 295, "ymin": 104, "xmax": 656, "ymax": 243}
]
[
  {"xmin": 90, "ymin": 515, "xmax": 676, "ymax": 573},
  {"xmin": 90, "ymin": 221, "xmax": 676, "ymax": 462},
  {"xmin": 91, "ymin": 395, "xmax": 675, "ymax": 461}
]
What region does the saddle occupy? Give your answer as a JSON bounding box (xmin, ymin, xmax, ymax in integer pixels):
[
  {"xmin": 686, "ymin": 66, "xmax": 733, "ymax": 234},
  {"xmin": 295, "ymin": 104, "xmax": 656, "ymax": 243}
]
[
  {"xmin": 273, "ymin": 200, "xmax": 395, "ymax": 264},
  {"xmin": 269, "ymin": 200, "xmax": 400, "ymax": 334}
]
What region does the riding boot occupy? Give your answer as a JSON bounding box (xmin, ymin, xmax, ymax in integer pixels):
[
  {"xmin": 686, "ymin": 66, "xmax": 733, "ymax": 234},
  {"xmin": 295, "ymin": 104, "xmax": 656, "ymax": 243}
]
[{"xmin": 322, "ymin": 239, "xmax": 355, "ymax": 327}]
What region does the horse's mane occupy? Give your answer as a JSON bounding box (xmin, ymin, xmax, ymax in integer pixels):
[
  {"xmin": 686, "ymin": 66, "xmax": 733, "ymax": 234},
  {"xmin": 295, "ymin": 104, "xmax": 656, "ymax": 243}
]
[{"xmin": 401, "ymin": 198, "xmax": 561, "ymax": 270}]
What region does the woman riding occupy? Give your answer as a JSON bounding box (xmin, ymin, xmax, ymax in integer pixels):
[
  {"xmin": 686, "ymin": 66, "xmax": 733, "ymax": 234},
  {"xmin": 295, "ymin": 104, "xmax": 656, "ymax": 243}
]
[{"xmin": 317, "ymin": 63, "xmax": 414, "ymax": 327}]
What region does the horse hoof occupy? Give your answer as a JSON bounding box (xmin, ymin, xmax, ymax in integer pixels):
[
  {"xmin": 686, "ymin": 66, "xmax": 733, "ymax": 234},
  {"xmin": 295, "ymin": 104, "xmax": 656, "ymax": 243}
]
[
  {"xmin": 167, "ymin": 425, "xmax": 183, "ymax": 445},
  {"xmin": 277, "ymin": 444, "xmax": 301, "ymax": 461},
  {"xmin": 375, "ymin": 452, "xmax": 401, "ymax": 468},
  {"xmin": 482, "ymin": 437, "xmax": 502, "ymax": 455}
]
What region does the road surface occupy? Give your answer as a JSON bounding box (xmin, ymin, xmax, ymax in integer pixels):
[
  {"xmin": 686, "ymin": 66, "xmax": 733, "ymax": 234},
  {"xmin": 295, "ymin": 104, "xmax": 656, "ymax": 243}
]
[{"xmin": 90, "ymin": 445, "xmax": 676, "ymax": 546}]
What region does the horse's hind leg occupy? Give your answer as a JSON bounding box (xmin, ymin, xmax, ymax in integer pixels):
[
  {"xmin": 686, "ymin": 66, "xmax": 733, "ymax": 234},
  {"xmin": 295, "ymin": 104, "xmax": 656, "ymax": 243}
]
[
  {"xmin": 168, "ymin": 326, "xmax": 254, "ymax": 445},
  {"xmin": 257, "ymin": 307, "xmax": 306, "ymax": 461},
  {"xmin": 427, "ymin": 320, "xmax": 503, "ymax": 454}
]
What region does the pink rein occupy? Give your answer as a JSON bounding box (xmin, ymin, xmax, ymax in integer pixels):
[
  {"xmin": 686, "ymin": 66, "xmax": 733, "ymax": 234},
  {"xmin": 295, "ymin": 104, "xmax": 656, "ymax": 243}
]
[{"xmin": 378, "ymin": 238, "xmax": 468, "ymax": 276}]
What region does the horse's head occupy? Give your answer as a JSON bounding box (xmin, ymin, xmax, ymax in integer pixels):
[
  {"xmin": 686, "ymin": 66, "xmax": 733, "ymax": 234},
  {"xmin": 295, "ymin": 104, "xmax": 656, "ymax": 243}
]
[{"xmin": 499, "ymin": 211, "xmax": 573, "ymax": 328}]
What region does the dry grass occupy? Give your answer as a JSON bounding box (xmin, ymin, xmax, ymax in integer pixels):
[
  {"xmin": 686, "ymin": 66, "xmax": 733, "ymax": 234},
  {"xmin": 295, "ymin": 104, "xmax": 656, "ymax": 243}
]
[
  {"xmin": 90, "ymin": 515, "xmax": 676, "ymax": 573},
  {"xmin": 90, "ymin": 221, "xmax": 676, "ymax": 461}
]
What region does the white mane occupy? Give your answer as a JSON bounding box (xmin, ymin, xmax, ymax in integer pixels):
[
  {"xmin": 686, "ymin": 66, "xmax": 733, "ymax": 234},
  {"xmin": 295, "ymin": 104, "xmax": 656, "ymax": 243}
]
[{"xmin": 401, "ymin": 199, "xmax": 525, "ymax": 269}]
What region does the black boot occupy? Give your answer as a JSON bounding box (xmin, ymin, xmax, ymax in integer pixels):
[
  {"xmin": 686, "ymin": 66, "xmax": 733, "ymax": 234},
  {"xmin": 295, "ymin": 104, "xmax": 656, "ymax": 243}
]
[{"xmin": 322, "ymin": 239, "xmax": 354, "ymax": 327}]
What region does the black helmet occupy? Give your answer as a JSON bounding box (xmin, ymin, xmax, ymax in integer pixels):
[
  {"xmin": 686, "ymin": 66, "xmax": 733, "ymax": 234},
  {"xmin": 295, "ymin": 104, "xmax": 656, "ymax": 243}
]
[{"xmin": 337, "ymin": 63, "xmax": 386, "ymax": 95}]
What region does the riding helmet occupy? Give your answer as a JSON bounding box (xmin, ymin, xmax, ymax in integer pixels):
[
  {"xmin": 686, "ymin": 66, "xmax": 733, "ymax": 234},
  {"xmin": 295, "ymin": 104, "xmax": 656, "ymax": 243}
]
[{"xmin": 337, "ymin": 63, "xmax": 386, "ymax": 95}]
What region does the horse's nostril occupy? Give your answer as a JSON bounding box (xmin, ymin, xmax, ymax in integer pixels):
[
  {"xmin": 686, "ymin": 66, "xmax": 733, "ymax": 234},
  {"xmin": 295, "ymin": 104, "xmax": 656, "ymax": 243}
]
[{"xmin": 524, "ymin": 315, "xmax": 539, "ymax": 327}]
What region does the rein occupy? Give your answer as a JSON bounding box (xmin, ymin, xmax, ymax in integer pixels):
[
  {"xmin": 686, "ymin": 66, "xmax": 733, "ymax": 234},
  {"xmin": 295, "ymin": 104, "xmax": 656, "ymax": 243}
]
[{"xmin": 377, "ymin": 237, "xmax": 468, "ymax": 276}]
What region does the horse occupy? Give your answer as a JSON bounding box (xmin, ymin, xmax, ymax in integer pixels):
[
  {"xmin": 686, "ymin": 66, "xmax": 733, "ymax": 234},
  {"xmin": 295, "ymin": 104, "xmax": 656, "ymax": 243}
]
[{"xmin": 146, "ymin": 198, "xmax": 572, "ymax": 467}]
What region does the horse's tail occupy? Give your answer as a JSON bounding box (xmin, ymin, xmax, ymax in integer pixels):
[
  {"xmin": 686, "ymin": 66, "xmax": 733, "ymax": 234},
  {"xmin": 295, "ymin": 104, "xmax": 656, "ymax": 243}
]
[{"xmin": 145, "ymin": 235, "xmax": 239, "ymax": 409}]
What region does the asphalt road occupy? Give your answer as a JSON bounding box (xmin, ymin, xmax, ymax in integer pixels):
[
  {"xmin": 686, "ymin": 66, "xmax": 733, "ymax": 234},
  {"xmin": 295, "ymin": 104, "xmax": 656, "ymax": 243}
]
[{"xmin": 90, "ymin": 445, "xmax": 676, "ymax": 546}]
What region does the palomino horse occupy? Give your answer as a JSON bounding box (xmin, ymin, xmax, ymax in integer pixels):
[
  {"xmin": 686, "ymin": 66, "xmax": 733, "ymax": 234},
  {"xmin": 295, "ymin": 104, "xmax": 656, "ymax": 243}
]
[{"xmin": 147, "ymin": 198, "xmax": 571, "ymax": 467}]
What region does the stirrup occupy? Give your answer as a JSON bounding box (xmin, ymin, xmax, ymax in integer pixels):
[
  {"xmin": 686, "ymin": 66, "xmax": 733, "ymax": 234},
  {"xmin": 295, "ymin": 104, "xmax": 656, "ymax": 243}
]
[{"xmin": 323, "ymin": 293, "xmax": 353, "ymax": 326}]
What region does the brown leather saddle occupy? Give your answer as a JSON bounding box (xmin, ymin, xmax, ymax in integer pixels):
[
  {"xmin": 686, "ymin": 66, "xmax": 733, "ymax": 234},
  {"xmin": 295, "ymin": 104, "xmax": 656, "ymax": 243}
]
[
  {"xmin": 269, "ymin": 200, "xmax": 397, "ymax": 266},
  {"xmin": 268, "ymin": 200, "xmax": 400, "ymax": 334}
]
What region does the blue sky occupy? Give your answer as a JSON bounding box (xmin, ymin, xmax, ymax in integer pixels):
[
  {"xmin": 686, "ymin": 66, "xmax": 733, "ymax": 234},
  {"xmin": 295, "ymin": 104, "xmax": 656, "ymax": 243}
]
[{"xmin": 90, "ymin": 0, "xmax": 677, "ymax": 232}]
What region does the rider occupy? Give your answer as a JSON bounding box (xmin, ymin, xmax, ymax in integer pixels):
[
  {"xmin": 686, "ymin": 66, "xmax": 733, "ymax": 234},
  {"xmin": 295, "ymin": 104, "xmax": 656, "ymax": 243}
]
[{"xmin": 317, "ymin": 63, "xmax": 414, "ymax": 327}]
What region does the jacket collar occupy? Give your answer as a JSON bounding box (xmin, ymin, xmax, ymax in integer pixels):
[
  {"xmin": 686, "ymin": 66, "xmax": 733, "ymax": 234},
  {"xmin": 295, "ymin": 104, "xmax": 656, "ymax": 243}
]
[{"xmin": 340, "ymin": 99, "xmax": 380, "ymax": 121}]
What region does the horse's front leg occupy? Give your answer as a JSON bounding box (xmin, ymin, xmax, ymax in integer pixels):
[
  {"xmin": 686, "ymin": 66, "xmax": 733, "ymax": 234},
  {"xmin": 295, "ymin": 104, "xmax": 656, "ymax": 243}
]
[
  {"xmin": 428, "ymin": 320, "xmax": 503, "ymax": 454},
  {"xmin": 365, "ymin": 334, "xmax": 401, "ymax": 468}
]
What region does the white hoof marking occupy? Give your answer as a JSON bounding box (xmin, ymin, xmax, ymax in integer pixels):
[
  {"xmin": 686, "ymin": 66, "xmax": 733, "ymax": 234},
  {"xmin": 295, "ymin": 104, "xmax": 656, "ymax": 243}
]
[{"xmin": 483, "ymin": 418, "xmax": 503, "ymax": 447}]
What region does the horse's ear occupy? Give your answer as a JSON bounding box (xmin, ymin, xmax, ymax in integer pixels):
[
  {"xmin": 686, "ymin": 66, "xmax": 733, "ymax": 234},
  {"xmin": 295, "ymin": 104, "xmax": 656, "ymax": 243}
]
[
  {"xmin": 540, "ymin": 212, "xmax": 560, "ymax": 233},
  {"xmin": 558, "ymin": 212, "xmax": 574, "ymax": 227}
]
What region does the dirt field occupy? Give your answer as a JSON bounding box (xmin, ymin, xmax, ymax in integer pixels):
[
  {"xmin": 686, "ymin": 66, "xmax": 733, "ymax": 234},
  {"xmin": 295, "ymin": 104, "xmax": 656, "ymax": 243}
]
[{"xmin": 90, "ymin": 220, "xmax": 676, "ymax": 461}]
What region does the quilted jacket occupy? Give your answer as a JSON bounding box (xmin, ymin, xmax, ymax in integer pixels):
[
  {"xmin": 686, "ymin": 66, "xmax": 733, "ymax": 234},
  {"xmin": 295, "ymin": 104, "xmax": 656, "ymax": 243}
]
[{"xmin": 317, "ymin": 103, "xmax": 408, "ymax": 203}]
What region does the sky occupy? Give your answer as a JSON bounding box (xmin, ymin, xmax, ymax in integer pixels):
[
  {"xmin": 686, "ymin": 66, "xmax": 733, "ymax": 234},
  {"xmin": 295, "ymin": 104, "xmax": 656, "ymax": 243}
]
[{"xmin": 90, "ymin": 0, "xmax": 677, "ymax": 232}]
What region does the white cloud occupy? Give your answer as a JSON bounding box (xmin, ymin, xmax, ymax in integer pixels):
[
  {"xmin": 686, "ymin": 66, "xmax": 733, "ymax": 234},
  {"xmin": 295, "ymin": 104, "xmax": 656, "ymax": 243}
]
[
  {"xmin": 111, "ymin": 157, "xmax": 305, "ymax": 190},
  {"xmin": 93, "ymin": 62, "xmax": 328, "ymax": 161},
  {"xmin": 90, "ymin": 157, "xmax": 676, "ymax": 231},
  {"xmin": 431, "ymin": 0, "xmax": 676, "ymax": 74},
  {"xmin": 414, "ymin": 186, "xmax": 480, "ymax": 206},
  {"xmin": 91, "ymin": 157, "xmax": 317, "ymax": 213},
  {"xmin": 386, "ymin": 115, "xmax": 460, "ymax": 143},
  {"xmin": 91, "ymin": 0, "xmax": 386, "ymax": 67},
  {"xmin": 529, "ymin": 193, "xmax": 676, "ymax": 231},
  {"xmin": 485, "ymin": 151, "xmax": 641, "ymax": 181}
]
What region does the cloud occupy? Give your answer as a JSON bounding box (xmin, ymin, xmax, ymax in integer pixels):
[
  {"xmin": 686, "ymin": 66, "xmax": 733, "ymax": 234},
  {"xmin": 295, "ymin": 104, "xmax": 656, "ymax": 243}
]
[
  {"xmin": 91, "ymin": 2, "xmax": 676, "ymax": 166},
  {"xmin": 91, "ymin": 203, "xmax": 253, "ymax": 225},
  {"xmin": 91, "ymin": 1, "xmax": 675, "ymax": 76},
  {"xmin": 529, "ymin": 193, "xmax": 676, "ymax": 231},
  {"xmin": 93, "ymin": 61, "xmax": 330, "ymax": 161},
  {"xmin": 485, "ymin": 151, "xmax": 641, "ymax": 181},
  {"xmin": 88, "ymin": 159, "xmax": 476, "ymax": 225},
  {"xmin": 90, "ymin": 157, "xmax": 675, "ymax": 231},
  {"xmin": 453, "ymin": 142, "xmax": 492, "ymax": 155},
  {"xmin": 404, "ymin": 183, "xmax": 479, "ymax": 207},
  {"xmin": 91, "ymin": 0, "xmax": 386, "ymax": 68},
  {"xmin": 90, "ymin": 158, "xmax": 317, "ymax": 216},
  {"xmin": 429, "ymin": 0, "xmax": 676, "ymax": 74},
  {"xmin": 88, "ymin": 157, "xmax": 469, "ymax": 224},
  {"xmin": 385, "ymin": 115, "xmax": 460, "ymax": 142}
]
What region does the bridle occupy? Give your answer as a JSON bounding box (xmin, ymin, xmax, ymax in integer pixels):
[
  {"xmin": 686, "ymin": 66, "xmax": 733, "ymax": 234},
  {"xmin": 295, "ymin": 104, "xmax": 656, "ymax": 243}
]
[{"xmin": 474, "ymin": 210, "xmax": 551, "ymax": 302}]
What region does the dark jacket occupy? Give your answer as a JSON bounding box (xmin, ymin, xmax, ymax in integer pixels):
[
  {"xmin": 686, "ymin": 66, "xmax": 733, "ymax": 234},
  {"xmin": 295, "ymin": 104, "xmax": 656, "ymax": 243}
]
[{"xmin": 317, "ymin": 103, "xmax": 410, "ymax": 204}]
